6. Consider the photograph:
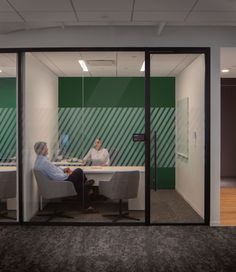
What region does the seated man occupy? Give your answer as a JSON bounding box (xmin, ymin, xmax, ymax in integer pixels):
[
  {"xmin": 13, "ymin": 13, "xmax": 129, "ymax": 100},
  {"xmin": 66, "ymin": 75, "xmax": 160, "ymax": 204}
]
[{"xmin": 34, "ymin": 141, "xmax": 96, "ymax": 213}]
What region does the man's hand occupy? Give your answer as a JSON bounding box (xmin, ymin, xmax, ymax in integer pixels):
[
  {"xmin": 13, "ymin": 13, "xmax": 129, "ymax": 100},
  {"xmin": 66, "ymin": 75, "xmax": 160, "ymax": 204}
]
[{"xmin": 64, "ymin": 167, "xmax": 72, "ymax": 175}]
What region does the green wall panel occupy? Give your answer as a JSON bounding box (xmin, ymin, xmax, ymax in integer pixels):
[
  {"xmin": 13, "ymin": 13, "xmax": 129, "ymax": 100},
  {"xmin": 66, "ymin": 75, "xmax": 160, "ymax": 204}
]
[
  {"xmin": 59, "ymin": 77, "xmax": 175, "ymax": 108},
  {"xmin": 0, "ymin": 78, "xmax": 16, "ymax": 161},
  {"xmin": 59, "ymin": 77, "xmax": 83, "ymax": 107},
  {"xmin": 151, "ymin": 77, "xmax": 175, "ymax": 107},
  {"xmin": 0, "ymin": 78, "xmax": 16, "ymax": 108},
  {"xmin": 150, "ymin": 167, "xmax": 175, "ymax": 189}
]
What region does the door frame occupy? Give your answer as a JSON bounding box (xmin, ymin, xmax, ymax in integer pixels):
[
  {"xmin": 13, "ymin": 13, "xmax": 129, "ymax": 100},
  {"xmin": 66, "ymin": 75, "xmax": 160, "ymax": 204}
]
[{"xmin": 145, "ymin": 48, "xmax": 210, "ymax": 225}]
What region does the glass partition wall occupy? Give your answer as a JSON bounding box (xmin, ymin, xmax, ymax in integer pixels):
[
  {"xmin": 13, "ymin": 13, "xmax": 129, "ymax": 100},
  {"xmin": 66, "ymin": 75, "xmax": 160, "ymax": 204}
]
[
  {"xmin": 150, "ymin": 53, "xmax": 205, "ymax": 223},
  {"xmin": 0, "ymin": 53, "xmax": 18, "ymax": 222},
  {"xmin": 20, "ymin": 49, "xmax": 209, "ymax": 225},
  {"xmin": 23, "ymin": 51, "xmax": 145, "ymax": 223}
]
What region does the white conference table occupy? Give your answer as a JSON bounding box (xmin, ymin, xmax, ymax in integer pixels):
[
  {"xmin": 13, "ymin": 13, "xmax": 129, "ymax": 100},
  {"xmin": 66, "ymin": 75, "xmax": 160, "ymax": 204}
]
[
  {"xmin": 0, "ymin": 165, "xmax": 145, "ymax": 211},
  {"xmin": 55, "ymin": 164, "xmax": 145, "ymax": 210}
]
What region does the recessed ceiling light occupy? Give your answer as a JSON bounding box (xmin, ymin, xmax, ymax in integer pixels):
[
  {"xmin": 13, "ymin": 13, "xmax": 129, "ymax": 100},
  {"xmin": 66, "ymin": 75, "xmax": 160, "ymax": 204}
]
[
  {"xmin": 0, "ymin": 69, "xmax": 2, "ymax": 73},
  {"xmin": 140, "ymin": 61, "xmax": 145, "ymax": 72},
  {"xmin": 78, "ymin": 60, "xmax": 88, "ymax": 72},
  {"xmin": 221, "ymin": 69, "xmax": 230, "ymax": 73}
]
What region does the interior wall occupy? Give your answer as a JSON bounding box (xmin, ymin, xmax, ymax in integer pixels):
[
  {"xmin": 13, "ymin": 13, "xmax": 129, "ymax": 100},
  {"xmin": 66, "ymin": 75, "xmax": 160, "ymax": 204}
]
[
  {"xmin": 221, "ymin": 78, "xmax": 236, "ymax": 177},
  {"xmin": 23, "ymin": 53, "xmax": 58, "ymax": 221},
  {"xmin": 175, "ymin": 54, "xmax": 205, "ymax": 217}
]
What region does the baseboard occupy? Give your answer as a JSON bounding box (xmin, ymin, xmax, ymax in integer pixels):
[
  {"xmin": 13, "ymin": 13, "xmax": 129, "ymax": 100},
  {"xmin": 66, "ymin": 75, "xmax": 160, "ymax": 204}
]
[{"xmin": 210, "ymin": 221, "xmax": 221, "ymax": 227}]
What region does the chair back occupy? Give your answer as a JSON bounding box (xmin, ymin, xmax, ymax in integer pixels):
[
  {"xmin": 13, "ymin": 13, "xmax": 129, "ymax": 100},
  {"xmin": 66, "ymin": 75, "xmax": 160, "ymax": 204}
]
[
  {"xmin": 0, "ymin": 171, "xmax": 16, "ymax": 199},
  {"xmin": 33, "ymin": 169, "xmax": 77, "ymax": 199},
  {"xmin": 108, "ymin": 171, "xmax": 139, "ymax": 200},
  {"xmin": 34, "ymin": 169, "xmax": 51, "ymax": 198}
]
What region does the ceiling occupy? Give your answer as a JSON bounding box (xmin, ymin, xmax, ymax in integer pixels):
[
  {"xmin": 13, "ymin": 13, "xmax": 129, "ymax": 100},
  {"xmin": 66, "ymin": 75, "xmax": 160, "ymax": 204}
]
[
  {"xmin": 1, "ymin": 49, "xmax": 236, "ymax": 78},
  {"xmin": 221, "ymin": 48, "xmax": 236, "ymax": 78},
  {"xmin": 0, "ymin": 0, "xmax": 236, "ymax": 34},
  {"xmin": 0, "ymin": 52, "xmax": 202, "ymax": 77}
]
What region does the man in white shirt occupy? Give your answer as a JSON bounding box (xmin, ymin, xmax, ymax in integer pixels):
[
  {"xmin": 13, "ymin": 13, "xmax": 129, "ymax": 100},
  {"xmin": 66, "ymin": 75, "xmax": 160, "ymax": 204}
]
[{"xmin": 34, "ymin": 141, "xmax": 96, "ymax": 212}]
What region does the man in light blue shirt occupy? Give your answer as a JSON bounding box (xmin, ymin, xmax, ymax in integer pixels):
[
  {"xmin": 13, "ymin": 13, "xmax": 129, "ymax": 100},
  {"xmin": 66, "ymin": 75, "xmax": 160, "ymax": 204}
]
[{"xmin": 34, "ymin": 142, "xmax": 96, "ymax": 212}]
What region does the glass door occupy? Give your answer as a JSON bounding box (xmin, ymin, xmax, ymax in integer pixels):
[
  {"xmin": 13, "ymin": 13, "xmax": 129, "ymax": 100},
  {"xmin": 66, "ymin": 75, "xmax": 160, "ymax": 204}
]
[{"xmin": 149, "ymin": 52, "xmax": 206, "ymax": 224}]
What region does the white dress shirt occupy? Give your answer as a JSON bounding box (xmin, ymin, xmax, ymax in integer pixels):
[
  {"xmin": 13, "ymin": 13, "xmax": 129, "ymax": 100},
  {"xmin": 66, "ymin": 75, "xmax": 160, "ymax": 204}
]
[
  {"xmin": 84, "ymin": 148, "xmax": 110, "ymax": 166},
  {"xmin": 34, "ymin": 155, "xmax": 68, "ymax": 180}
]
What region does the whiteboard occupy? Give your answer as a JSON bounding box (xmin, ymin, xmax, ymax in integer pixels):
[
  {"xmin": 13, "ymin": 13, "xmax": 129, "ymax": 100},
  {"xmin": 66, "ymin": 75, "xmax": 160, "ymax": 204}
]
[{"xmin": 176, "ymin": 97, "xmax": 189, "ymax": 159}]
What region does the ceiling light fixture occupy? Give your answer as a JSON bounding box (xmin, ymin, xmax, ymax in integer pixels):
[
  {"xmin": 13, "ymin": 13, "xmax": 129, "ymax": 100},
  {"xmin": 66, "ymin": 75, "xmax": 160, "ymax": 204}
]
[
  {"xmin": 221, "ymin": 69, "xmax": 230, "ymax": 73},
  {"xmin": 0, "ymin": 69, "xmax": 2, "ymax": 73},
  {"xmin": 140, "ymin": 61, "xmax": 145, "ymax": 72},
  {"xmin": 78, "ymin": 60, "xmax": 88, "ymax": 72}
]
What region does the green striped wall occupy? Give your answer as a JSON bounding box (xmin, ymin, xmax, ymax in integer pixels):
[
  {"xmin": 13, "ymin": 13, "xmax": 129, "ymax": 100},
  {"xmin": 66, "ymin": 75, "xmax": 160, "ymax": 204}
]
[
  {"xmin": 59, "ymin": 77, "xmax": 175, "ymax": 189},
  {"xmin": 58, "ymin": 107, "xmax": 175, "ymax": 168},
  {"xmin": 0, "ymin": 78, "xmax": 16, "ymax": 162}
]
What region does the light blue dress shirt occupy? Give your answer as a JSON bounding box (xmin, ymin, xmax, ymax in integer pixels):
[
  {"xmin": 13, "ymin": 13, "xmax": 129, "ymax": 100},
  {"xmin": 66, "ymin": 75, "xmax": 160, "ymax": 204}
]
[{"xmin": 34, "ymin": 155, "xmax": 68, "ymax": 181}]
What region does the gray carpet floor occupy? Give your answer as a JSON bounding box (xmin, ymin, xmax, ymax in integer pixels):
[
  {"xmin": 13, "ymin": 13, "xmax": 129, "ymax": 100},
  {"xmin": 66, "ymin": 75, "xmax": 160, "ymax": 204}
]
[
  {"xmin": 0, "ymin": 225, "xmax": 235, "ymax": 272},
  {"xmin": 151, "ymin": 190, "xmax": 204, "ymax": 223},
  {"xmin": 29, "ymin": 189, "xmax": 202, "ymax": 224}
]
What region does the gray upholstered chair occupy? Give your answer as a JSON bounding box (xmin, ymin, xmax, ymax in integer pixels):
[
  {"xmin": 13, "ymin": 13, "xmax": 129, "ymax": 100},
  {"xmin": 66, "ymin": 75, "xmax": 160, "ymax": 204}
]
[
  {"xmin": 0, "ymin": 171, "xmax": 16, "ymax": 220},
  {"xmin": 99, "ymin": 171, "xmax": 140, "ymax": 222},
  {"xmin": 33, "ymin": 169, "xmax": 77, "ymax": 221}
]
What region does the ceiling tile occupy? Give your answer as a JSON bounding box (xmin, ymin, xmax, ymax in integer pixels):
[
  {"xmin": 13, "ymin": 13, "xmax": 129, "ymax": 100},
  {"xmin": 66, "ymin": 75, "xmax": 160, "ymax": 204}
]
[
  {"xmin": 0, "ymin": 22, "xmax": 27, "ymax": 34},
  {"xmin": 78, "ymin": 12, "xmax": 131, "ymax": 22},
  {"xmin": 194, "ymin": 0, "xmax": 236, "ymax": 11},
  {"xmin": 0, "ymin": 12, "xmax": 23, "ymax": 22},
  {"xmin": 8, "ymin": 0, "xmax": 73, "ymax": 11},
  {"xmin": 73, "ymin": 0, "xmax": 133, "ymax": 11},
  {"xmin": 0, "ymin": 0, "xmax": 13, "ymax": 11},
  {"xmin": 187, "ymin": 12, "xmax": 236, "ymax": 23},
  {"xmin": 80, "ymin": 52, "xmax": 116, "ymax": 60},
  {"xmin": 20, "ymin": 12, "xmax": 77, "ymax": 22},
  {"xmin": 134, "ymin": 0, "xmax": 196, "ymax": 11},
  {"xmin": 27, "ymin": 22, "xmax": 62, "ymax": 29},
  {"xmin": 133, "ymin": 11, "xmax": 187, "ymax": 22}
]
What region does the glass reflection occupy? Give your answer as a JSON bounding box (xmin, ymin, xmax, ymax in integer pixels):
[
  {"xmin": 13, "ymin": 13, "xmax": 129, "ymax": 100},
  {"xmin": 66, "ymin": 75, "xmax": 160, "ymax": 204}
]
[
  {"xmin": 0, "ymin": 54, "xmax": 17, "ymax": 222},
  {"xmin": 24, "ymin": 51, "xmax": 145, "ymax": 223}
]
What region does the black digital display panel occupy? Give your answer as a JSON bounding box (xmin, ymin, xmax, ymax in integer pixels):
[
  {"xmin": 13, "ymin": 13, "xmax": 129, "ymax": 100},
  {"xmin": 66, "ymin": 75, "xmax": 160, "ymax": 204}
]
[{"xmin": 133, "ymin": 133, "xmax": 145, "ymax": 142}]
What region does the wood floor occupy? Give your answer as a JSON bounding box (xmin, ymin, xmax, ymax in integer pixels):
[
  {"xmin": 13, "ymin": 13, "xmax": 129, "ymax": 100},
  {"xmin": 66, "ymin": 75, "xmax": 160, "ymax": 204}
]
[{"xmin": 221, "ymin": 188, "xmax": 236, "ymax": 226}]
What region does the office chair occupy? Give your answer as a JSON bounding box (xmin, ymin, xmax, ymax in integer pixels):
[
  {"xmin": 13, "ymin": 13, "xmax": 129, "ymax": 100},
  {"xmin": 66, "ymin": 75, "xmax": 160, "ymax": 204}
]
[
  {"xmin": 33, "ymin": 169, "xmax": 77, "ymax": 222},
  {"xmin": 0, "ymin": 171, "xmax": 16, "ymax": 220},
  {"xmin": 99, "ymin": 171, "xmax": 140, "ymax": 222}
]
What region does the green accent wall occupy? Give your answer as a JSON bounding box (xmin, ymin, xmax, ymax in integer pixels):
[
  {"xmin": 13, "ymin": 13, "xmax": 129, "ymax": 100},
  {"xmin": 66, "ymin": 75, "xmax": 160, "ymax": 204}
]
[
  {"xmin": 59, "ymin": 77, "xmax": 175, "ymax": 189},
  {"xmin": 59, "ymin": 77, "xmax": 175, "ymax": 107},
  {"xmin": 0, "ymin": 78, "xmax": 16, "ymax": 161},
  {"xmin": 0, "ymin": 78, "xmax": 16, "ymax": 107}
]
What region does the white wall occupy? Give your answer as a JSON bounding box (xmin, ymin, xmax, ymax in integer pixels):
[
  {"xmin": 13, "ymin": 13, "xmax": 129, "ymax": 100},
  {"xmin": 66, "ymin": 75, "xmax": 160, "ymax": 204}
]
[
  {"xmin": 176, "ymin": 55, "xmax": 205, "ymax": 218},
  {"xmin": 23, "ymin": 53, "xmax": 58, "ymax": 221},
  {"xmin": 0, "ymin": 25, "xmax": 230, "ymax": 225}
]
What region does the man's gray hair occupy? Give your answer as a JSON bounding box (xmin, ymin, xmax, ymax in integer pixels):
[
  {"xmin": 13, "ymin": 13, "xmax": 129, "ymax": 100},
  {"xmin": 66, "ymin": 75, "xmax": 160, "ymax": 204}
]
[{"xmin": 34, "ymin": 142, "xmax": 47, "ymax": 155}]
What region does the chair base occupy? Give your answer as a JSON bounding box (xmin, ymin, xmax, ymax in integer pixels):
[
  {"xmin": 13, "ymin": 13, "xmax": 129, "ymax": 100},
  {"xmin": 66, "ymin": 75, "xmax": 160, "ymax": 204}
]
[
  {"xmin": 36, "ymin": 211, "xmax": 74, "ymax": 222},
  {"xmin": 0, "ymin": 211, "xmax": 16, "ymax": 220},
  {"xmin": 102, "ymin": 199, "xmax": 140, "ymax": 222},
  {"xmin": 103, "ymin": 212, "xmax": 140, "ymax": 222}
]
